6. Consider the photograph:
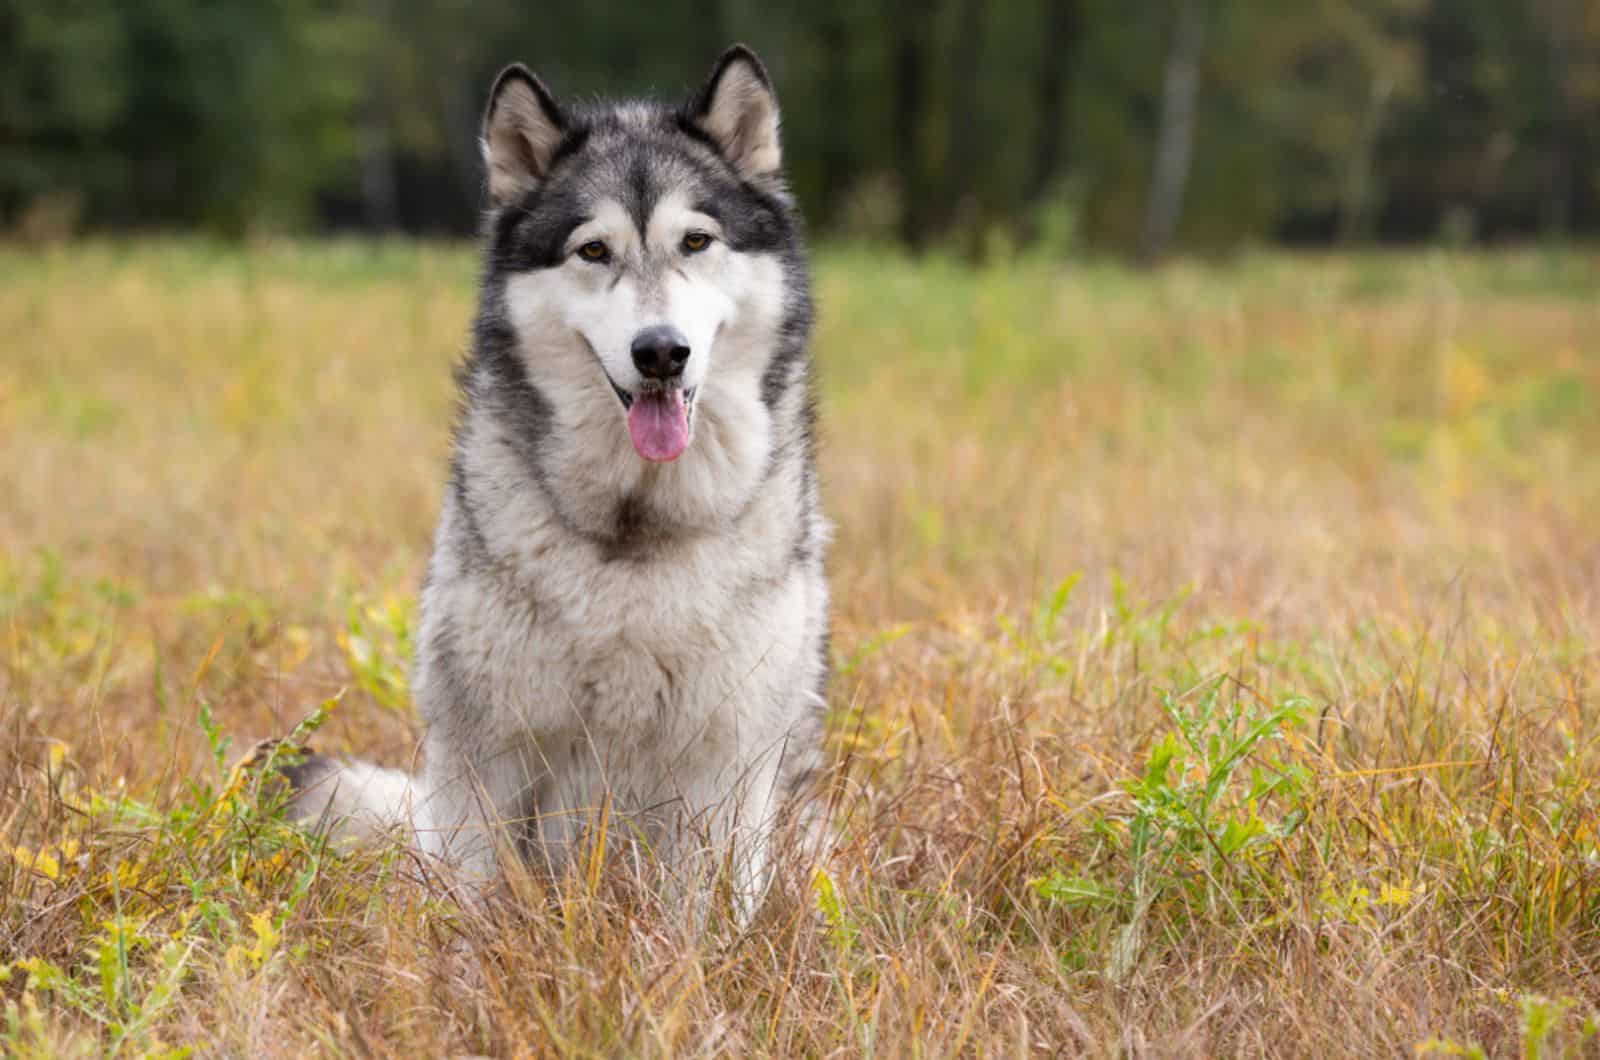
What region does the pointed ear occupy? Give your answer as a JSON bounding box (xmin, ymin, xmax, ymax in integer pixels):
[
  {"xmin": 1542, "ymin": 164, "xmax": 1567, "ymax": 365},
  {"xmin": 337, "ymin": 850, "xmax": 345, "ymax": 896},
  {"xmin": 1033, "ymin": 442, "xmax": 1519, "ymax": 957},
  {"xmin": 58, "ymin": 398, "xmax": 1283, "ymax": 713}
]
[
  {"xmin": 482, "ymin": 64, "xmax": 566, "ymax": 206},
  {"xmin": 690, "ymin": 45, "xmax": 782, "ymax": 180}
]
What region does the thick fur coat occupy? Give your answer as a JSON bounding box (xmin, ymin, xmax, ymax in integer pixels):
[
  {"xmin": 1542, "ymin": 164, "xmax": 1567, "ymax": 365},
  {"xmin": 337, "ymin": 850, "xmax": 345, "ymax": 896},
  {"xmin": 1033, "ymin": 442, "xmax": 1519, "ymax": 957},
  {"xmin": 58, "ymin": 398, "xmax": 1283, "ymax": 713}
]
[{"xmin": 286, "ymin": 47, "xmax": 829, "ymax": 904}]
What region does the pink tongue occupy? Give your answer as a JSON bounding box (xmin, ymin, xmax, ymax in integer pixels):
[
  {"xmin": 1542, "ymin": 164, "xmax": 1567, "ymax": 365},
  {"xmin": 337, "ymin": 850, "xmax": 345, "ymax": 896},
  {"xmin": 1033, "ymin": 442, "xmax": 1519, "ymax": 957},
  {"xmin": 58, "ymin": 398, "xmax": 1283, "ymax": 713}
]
[{"xmin": 626, "ymin": 388, "xmax": 689, "ymax": 462}]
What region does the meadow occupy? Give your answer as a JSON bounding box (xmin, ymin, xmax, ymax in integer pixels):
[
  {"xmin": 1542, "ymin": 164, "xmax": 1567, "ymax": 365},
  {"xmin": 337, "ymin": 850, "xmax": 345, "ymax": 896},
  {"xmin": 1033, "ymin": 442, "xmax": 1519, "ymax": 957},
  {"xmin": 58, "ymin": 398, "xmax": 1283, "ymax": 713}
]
[{"xmin": 2, "ymin": 241, "xmax": 1599, "ymax": 1056}]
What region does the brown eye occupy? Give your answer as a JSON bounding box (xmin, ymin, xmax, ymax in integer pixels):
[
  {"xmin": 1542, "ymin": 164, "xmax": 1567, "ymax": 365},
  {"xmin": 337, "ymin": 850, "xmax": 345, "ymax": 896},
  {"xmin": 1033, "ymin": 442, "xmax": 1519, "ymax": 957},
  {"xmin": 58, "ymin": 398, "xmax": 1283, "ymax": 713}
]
[
  {"xmin": 577, "ymin": 240, "xmax": 610, "ymax": 263},
  {"xmin": 682, "ymin": 232, "xmax": 712, "ymax": 254}
]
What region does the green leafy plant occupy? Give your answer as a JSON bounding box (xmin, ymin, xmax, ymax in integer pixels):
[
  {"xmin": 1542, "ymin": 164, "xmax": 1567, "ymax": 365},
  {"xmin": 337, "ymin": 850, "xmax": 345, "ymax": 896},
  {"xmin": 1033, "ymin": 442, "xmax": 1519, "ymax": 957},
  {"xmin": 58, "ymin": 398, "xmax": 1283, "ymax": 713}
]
[
  {"xmin": 338, "ymin": 593, "xmax": 415, "ymax": 716},
  {"xmin": 4, "ymin": 700, "xmax": 341, "ymax": 1056},
  {"xmin": 1036, "ymin": 681, "xmax": 1311, "ymax": 979}
]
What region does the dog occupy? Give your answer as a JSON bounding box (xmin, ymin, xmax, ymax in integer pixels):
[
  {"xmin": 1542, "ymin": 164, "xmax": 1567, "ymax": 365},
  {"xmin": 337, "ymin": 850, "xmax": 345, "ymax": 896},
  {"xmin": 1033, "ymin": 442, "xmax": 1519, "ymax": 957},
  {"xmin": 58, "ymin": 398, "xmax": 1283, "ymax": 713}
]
[{"xmin": 283, "ymin": 45, "xmax": 829, "ymax": 908}]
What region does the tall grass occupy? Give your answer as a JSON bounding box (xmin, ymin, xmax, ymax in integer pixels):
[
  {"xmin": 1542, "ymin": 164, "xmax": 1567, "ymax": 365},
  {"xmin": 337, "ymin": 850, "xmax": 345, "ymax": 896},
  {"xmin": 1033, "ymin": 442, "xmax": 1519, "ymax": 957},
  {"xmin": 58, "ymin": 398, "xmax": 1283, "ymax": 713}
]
[{"xmin": 3, "ymin": 241, "xmax": 1599, "ymax": 1056}]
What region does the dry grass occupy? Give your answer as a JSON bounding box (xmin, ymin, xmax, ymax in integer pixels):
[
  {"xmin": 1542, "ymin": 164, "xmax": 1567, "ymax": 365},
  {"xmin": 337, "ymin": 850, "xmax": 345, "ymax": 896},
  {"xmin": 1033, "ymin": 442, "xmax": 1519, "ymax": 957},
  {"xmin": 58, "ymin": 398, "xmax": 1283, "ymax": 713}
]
[{"xmin": 3, "ymin": 240, "xmax": 1599, "ymax": 1057}]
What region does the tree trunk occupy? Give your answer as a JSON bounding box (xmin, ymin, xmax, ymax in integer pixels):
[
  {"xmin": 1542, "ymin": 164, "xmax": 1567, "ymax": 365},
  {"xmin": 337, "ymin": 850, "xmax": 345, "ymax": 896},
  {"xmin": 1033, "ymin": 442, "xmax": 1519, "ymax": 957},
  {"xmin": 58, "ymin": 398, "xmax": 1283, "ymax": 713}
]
[
  {"xmin": 1542, "ymin": 0, "xmax": 1577, "ymax": 240},
  {"xmin": 815, "ymin": 4, "xmax": 855, "ymax": 223},
  {"xmin": 943, "ymin": 0, "xmax": 987, "ymax": 248},
  {"xmin": 358, "ymin": 0, "xmax": 399, "ymax": 232},
  {"xmin": 442, "ymin": 80, "xmax": 483, "ymax": 228},
  {"xmin": 1139, "ymin": 0, "xmax": 1204, "ymax": 263},
  {"xmin": 359, "ymin": 105, "xmax": 398, "ymax": 233},
  {"xmin": 891, "ymin": 0, "xmax": 933, "ymax": 251},
  {"xmin": 1028, "ymin": 0, "xmax": 1080, "ymax": 206},
  {"xmin": 1340, "ymin": 74, "xmax": 1395, "ymax": 245}
]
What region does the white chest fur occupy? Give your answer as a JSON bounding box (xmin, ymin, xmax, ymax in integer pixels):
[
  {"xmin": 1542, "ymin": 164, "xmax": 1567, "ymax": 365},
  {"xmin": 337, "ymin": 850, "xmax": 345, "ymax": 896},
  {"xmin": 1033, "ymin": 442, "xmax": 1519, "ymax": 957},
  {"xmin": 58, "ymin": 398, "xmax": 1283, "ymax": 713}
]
[{"xmin": 409, "ymin": 397, "xmax": 826, "ymax": 868}]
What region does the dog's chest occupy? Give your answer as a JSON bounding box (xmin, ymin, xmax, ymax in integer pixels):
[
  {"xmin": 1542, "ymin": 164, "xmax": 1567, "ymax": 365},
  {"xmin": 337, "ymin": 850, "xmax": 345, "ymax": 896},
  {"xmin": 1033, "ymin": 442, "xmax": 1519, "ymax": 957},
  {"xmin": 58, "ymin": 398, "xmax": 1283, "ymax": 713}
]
[
  {"xmin": 439, "ymin": 521, "xmax": 807, "ymax": 746},
  {"xmin": 546, "ymin": 552, "xmax": 740, "ymax": 731}
]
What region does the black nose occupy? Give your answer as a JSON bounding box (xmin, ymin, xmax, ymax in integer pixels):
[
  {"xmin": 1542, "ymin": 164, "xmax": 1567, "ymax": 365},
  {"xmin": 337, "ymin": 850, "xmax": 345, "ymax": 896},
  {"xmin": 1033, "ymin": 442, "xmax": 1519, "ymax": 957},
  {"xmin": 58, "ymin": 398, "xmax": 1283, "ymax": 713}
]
[{"xmin": 630, "ymin": 325, "xmax": 691, "ymax": 381}]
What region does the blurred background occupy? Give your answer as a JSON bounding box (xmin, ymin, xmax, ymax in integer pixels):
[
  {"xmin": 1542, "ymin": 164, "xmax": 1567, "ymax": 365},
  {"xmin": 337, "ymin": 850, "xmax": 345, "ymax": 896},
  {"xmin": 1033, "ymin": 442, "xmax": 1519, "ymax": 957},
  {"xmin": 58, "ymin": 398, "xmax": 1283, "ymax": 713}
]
[
  {"xmin": 4, "ymin": 0, "xmax": 1598, "ymax": 257},
  {"xmin": 5, "ymin": 5, "xmax": 1600, "ymax": 1052}
]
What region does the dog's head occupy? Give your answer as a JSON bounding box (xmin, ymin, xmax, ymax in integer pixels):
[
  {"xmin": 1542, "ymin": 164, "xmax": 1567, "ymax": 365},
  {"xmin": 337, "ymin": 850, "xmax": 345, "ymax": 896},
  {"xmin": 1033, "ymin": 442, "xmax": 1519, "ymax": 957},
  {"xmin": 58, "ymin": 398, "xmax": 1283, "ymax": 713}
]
[{"xmin": 479, "ymin": 46, "xmax": 804, "ymax": 469}]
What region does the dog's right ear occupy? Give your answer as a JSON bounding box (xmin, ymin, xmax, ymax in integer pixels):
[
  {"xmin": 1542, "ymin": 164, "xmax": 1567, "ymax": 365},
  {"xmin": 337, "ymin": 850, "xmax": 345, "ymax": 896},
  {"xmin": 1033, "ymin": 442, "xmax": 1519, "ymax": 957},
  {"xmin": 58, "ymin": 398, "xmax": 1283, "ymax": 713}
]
[
  {"xmin": 482, "ymin": 64, "xmax": 566, "ymax": 206},
  {"xmin": 690, "ymin": 45, "xmax": 782, "ymax": 181}
]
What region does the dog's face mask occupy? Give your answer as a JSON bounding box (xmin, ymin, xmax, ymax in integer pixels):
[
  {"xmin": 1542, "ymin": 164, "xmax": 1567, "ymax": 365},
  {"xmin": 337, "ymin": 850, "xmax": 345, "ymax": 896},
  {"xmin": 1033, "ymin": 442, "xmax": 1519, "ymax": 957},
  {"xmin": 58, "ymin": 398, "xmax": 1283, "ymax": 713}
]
[{"xmin": 481, "ymin": 48, "xmax": 795, "ymax": 465}]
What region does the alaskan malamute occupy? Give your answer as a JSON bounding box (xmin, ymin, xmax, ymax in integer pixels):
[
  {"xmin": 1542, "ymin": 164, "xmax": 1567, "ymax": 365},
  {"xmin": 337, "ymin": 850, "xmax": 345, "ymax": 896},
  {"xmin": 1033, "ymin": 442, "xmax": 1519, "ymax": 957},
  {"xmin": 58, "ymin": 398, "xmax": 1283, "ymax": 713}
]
[{"xmin": 286, "ymin": 46, "xmax": 828, "ymax": 909}]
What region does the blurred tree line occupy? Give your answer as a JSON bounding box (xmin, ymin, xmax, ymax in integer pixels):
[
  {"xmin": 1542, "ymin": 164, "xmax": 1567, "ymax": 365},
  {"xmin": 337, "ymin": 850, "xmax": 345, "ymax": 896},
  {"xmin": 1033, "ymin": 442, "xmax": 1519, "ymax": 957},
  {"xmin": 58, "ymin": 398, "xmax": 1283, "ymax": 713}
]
[{"xmin": 3, "ymin": 0, "xmax": 1598, "ymax": 255}]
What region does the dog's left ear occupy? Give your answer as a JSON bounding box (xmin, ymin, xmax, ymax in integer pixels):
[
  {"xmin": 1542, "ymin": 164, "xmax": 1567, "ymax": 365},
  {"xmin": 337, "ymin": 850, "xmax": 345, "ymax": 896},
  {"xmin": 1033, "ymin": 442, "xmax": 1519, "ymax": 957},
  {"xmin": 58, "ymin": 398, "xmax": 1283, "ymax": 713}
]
[
  {"xmin": 482, "ymin": 63, "xmax": 566, "ymax": 206},
  {"xmin": 689, "ymin": 45, "xmax": 782, "ymax": 181}
]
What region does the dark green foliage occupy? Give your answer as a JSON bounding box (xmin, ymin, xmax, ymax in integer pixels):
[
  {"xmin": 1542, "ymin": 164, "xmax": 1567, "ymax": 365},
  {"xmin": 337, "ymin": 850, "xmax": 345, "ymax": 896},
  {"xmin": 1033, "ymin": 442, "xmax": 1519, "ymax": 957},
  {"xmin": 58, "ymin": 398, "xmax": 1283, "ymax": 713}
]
[
  {"xmin": 1, "ymin": 0, "xmax": 1595, "ymax": 250},
  {"xmin": 0, "ymin": 0, "xmax": 362, "ymax": 234}
]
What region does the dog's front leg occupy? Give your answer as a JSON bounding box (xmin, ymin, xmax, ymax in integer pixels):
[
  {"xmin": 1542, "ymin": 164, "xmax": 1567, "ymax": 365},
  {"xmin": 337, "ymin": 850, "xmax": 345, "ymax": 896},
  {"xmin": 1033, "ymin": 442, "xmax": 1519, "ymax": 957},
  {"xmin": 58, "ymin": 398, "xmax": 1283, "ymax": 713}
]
[
  {"xmin": 413, "ymin": 732, "xmax": 533, "ymax": 890},
  {"xmin": 695, "ymin": 746, "xmax": 788, "ymax": 924}
]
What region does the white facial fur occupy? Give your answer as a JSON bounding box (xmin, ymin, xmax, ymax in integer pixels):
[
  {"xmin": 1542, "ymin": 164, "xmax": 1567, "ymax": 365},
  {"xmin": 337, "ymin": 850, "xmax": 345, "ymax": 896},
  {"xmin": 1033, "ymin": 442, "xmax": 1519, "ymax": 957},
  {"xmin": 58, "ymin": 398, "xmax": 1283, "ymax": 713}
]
[
  {"xmin": 499, "ymin": 187, "xmax": 789, "ymax": 533},
  {"xmin": 509, "ymin": 189, "xmax": 752, "ymax": 399}
]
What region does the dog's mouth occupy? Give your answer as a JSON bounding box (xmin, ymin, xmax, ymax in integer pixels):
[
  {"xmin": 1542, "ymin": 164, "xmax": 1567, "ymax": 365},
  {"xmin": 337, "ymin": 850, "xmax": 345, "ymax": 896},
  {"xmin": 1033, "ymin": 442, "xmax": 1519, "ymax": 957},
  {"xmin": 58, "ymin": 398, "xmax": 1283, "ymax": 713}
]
[
  {"xmin": 581, "ymin": 334, "xmax": 696, "ymax": 463},
  {"xmin": 607, "ymin": 377, "xmax": 697, "ymax": 463}
]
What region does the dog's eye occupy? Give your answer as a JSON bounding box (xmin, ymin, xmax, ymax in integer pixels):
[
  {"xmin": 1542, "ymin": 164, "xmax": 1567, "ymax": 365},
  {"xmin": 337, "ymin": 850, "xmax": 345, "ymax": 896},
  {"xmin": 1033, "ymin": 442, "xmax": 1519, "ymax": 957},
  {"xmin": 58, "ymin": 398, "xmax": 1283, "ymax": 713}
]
[
  {"xmin": 576, "ymin": 240, "xmax": 610, "ymax": 263},
  {"xmin": 682, "ymin": 232, "xmax": 713, "ymax": 254}
]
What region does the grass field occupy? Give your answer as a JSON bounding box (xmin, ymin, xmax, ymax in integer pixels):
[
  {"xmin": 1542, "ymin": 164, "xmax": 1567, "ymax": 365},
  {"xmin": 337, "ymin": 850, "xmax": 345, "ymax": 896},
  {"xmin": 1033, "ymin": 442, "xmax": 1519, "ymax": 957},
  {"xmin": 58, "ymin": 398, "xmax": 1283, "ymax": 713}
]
[{"xmin": 3, "ymin": 241, "xmax": 1600, "ymax": 1057}]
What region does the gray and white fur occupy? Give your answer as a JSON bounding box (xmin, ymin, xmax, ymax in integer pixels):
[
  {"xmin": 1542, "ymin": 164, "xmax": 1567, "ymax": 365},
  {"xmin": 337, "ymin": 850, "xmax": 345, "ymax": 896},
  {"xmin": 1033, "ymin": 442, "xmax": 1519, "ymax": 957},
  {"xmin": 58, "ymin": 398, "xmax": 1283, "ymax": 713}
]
[{"xmin": 285, "ymin": 46, "xmax": 828, "ymax": 905}]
